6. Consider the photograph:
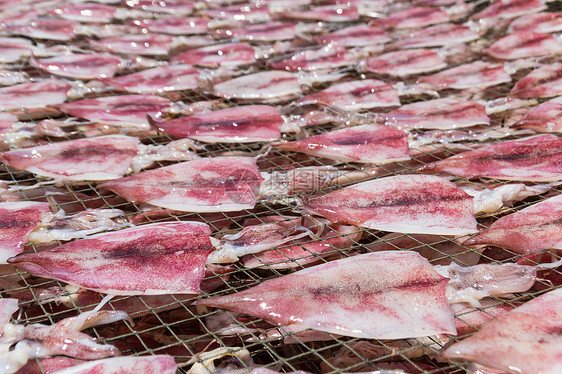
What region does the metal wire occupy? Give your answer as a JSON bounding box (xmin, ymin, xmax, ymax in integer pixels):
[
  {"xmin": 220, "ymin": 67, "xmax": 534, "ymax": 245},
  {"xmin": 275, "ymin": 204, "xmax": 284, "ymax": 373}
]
[{"xmin": 1, "ymin": 0, "xmax": 562, "ymax": 373}]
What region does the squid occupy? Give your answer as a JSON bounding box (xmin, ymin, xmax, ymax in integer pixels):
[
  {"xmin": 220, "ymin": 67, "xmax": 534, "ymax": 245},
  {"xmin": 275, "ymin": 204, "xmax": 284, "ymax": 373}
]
[
  {"xmin": 197, "ymin": 251, "xmax": 457, "ymax": 340},
  {"xmin": 8, "ymin": 221, "xmax": 215, "ymax": 295},
  {"xmin": 383, "ymin": 98, "xmax": 489, "ymax": 130},
  {"xmin": 214, "ymin": 22, "xmax": 296, "ymax": 42},
  {"xmin": 510, "ymin": 63, "xmax": 562, "ymax": 99},
  {"xmin": 275, "ymin": 4, "xmax": 359, "ymax": 22},
  {"xmin": 273, "ymin": 124, "xmax": 410, "ymax": 164},
  {"xmin": 470, "ymin": 0, "xmax": 546, "ymax": 22},
  {"xmin": 360, "ymin": 49, "xmax": 447, "ymax": 78},
  {"xmin": 204, "ymin": 256, "xmax": 558, "ymax": 343},
  {"xmin": 435, "ymin": 259, "xmax": 562, "ymax": 307},
  {"xmin": 314, "ymin": 24, "xmax": 390, "ymax": 48},
  {"xmin": 4, "ymin": 19, "xmax": 81, "ymax": 41},
  {"xmin": 508, "ymin": 12, "xmax": 562, "ymax": 33},
  {"xmin": 148, "ymin": 105, "xmax": 284, "ymax": 143},
  {"xmin": 0, "ymin": 80, "xmax": 70, "ymax": 112},
  {"xmin": 0, "ymin": 134, "xmax": 198, "ymax": 181},
  {"xmin": 128, "ymin": 17, "xmax": 209, "ymax": 35},
  {"xmin": 212, "ymin": 71, "xmax": 302, "ymax": 104},
  {"xmin": 171, "ymin": 42, "xmax": 256, "ymax": 68},
  {"xmin": 100, "ymin": 64, "xmax": 200, "ymax": 94},
  {"xmin": 388, "ymin": 23, "xmax": 478, "ymax": 49},
  {"xmin": 97, "ymin": 156, "xmax": 352, "ymax": 213},
  {"xmin": 302, "ymin": 174, "xmax": 478, "ymax": 235},
  {"xmin": 374, "ymin": 6, "xmax": 449, "ymax": 29},
  {"xmin": 99, "ymin": 156, "xmax": 264, "ymax": 213},
  {"xmin": 45, "ymin": 356, "xmax": 178, "ymax": 374},
  {"xmin": 0, "ymin": 202, "xmax": 50, "ymax": 264},
  {"xmin": 418, "ymin": 134, "xmax": 562, "ymax": 181},
  {"xmin": 510, "ymin": 96, "xmax": 562, "ymax": 132},
  {"xmin": 89, "ymin": 34, "xmax": 176, "ymax": 56},
  {"xmin": 0, "ymin": 298, "xmax": 131, "ymax": 373},
  {"xmin": 0, "ymin": 37, "xmax": 33, "ymax": 63},
  {"xmin": 51, "ymin": 95, "xmax": 171, "ymax": 130},
  {"xmin": 295, "ymin": 79, "xmax": 401, "ymax": 112},
  {"xmin": 484, "ymin": 32, "xmax": 562, "ymax": 60},
  {"xmin": 417, "ymin": 61, "xmax": 511, "ymax": 90},
  {"xmin": 268, "ymin": 45, "xmax": 355, "ymax": 72},
  {"xmin": 126, "ymin": 0, "xmax": 194, "ymax": 15},
  {"xmin": 463, "ymin": 194, "xmax": 562, "ymax": 254},
  {"xmin": 242, "ymin": 223, "xmax": 361, "ymax": 269},
  {"xmin": 443, "ymin": 287, "xmax": 562, "ymax": 374},
  {"xmin": 30, "ymin": 53, "xmax": 121, "ymax": 81}
]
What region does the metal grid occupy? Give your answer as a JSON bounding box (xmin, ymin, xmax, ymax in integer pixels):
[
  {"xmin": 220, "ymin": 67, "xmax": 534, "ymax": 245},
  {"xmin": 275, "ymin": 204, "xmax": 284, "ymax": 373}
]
[{"xmin": 1, "ymin": 0, "xmax": 562, "ymax": 373}]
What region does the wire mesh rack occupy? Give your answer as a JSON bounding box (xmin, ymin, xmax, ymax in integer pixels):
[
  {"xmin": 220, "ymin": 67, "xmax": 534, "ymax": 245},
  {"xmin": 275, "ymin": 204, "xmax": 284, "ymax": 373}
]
[{"xmin": 1, "ymin": 0, "xmax": 562, "ymax": 373}]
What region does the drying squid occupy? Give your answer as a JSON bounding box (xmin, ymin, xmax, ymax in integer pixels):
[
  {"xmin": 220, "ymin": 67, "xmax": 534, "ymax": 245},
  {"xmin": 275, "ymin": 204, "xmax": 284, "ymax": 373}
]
[
  {"xmin": 128, "ymin": 17, "xmax": 209, "ymax": 35},
  {"xmin": 450, "ymin": 301, "xmax": 515, "ymax": 337},
  {"xmin": 29, "ymin": 53, "xmax": 122, "ymax": 80},
  {"xmin": 206, "ymin": 216, "xmax": 313, "ymax": 264},
  {"xmin": 463, "ymin": 194, "xmax": 562, "ymax": 254},
  {"xmin": 470, "ymin": 0, "xmax": 546, "ymax": 22},
  {"xmin": 0, "ymin": 299, "xmax": 131, "ymax": 373},
  {"xmin": 0, "ymin": 37, "xmax": 32, "ymax": 63},
  {"xmin": 360, "ymin": 49, "xmax": 447, "ymax": 77},
  {"xmin": 417, "ymin": 61, "xmax": 511, "ymax": 90},
  {"xmin": 171, "ymin": 42, "xmax": 256, "ymax": 68},
  {"xmin": 4, "ymin": 19, "xmax": 81, "ymax": 41},
  {"xmin": 40, "ymin": 355, "xmax": 178, "ymax": 374},
  {"xmin": 15, "ymin": 357, "xmax": 85, "ymax": 374},
  {"xmin": 203, "ymin": 4, "xmax": 271, "ymax": 27},
  {"xmin": 100, "ymin": 64, "xmax": 200, "ymax": 94},
  {"xmin": 510, "ymin": 96, "xmax": 562, "ymax": 132},
  {"xmin": 460, "ymin": 182, "xmax": 551, "ymax": 214},
  {"xmin": 125, "ymin": 0, "xmax": 194, "ymax": 15},
  {"xmin": 388, "ymin": 23, "xmax": 479, "ymax": 49},
  {"xmin": 149, "ymin": 105, "xmax": 284, "ymax": 143},
  {"xmin": 0, "ymin": 69, "xmax": 28, "ymax": 86},
  {"xmin": 509, "ymin": 63, "xmax": 562, "ymax": 99},
  {"xmin": 0, "ymin": 134, "xmax": 197, "ymax": 181},
  {"xmin": 383, "ymin": 98, "xmax": 489, "ymax": 130},
  {"xmin": 26, "ymin": 208, "xmax": 130, "ymax": 244},
  {"xmin": 8, "ymin": 221, "xmax": 215, "ymax": 295},
  {"xmin": 275, "ymin": 4, "xmax": 359, "ymax": 22},
  {"xmin": 443, "ymin": 287, "xmax": 562, "ymax": 374},
  {"xmin": 242, "ymin": 223, "xmax": 361, "ymax": 269},
  {"xmin": 51, "ymin": 95, "xmax": 171, "ymax": 130},
  {"xmin": 508, "ymin": 12, "xmax": 562, "ymax": 33},
  {"xmin": 212, "ymin": 71, "xmax": 302, "ymax": 104},
  {"xmin": 418, "ymin": 134, "xmax": 562, "ymax": 181},
  {"xmin": 314, "ymin": 24, "xmax": 390, "ymax": 48},
  {"xmin": 435, "ymin": 259, "xmax": 562, "ymax": 307},
  {"xmin": 0, "ymin": 202, "xmax": 50, "ymax": 264},
  {"xmin": 273, "ymin": 124, "xmax": 410, "ymax": 164},
  {"xmin": 198, "ymin": 251, "xmax": 456, "ymax": 339},
  {"xmin": 296, "ymin": 79, "xmax": 400, "ymax": 112},
  {"xmin": 89, "ymin": 34, "xmax": 175, "ymax": 56},
  {"xmin": 0, "ymin": 80, "xmax": 70, "ymax": 112},
  {"xmin": 268, "ymin": 45, "xmax": 355, "ymax": 72},
  {"xmin": 47, "ymin": 3, "xmax": 119, "ymax": 23},
  {"xmin": 484, "ymin": 32, "xmax": 562, "ymax": 60},
  {"xmin": 0, "ymin": 197, "xmax": 127, "ymax": 247},
  {"xmin": 99, "ymin": 156, "xmax": 263, "ymax": 213},
  {"xmin": 374, "ymin": 7, "xmax": 449, "ymax": 29},
  {"xmin": 214, "ymin": 22, "xmax": 296, "ymax": 42},
  {"xmin": 302, "ymin": 174, "xmax": 478, "ymax": 235}
]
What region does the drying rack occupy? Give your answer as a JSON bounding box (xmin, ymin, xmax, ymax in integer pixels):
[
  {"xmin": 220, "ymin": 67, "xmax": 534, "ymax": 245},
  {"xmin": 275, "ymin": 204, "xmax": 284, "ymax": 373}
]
[{"xmin": 1, "ymin": 0, "xmax": 561, "ymax": 373}]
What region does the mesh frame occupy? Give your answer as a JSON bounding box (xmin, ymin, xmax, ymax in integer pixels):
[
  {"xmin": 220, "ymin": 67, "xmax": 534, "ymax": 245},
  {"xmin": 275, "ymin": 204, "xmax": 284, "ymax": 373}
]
[{"xmin": 1, "ymin": 0, "xmax": 562, "ymax": 373}]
